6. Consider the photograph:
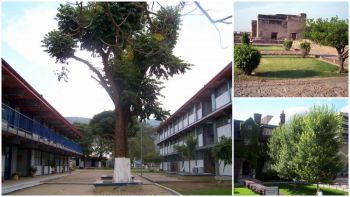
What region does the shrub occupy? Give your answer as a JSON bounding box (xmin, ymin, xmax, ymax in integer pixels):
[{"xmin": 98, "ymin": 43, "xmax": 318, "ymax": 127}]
[
  {"xmin": 234, "ymin": 44, "xmax": 261, "ymax": 75},
  {"xmin": 283, "ymin": 39, "xmax": 293, "ymax": 50},
  {"xmin": 300, "ymin": 41, "xmax": 311, "ymax": 57},
  {"xmin": 241, "ymin": 32, "xmax": 250, "ymax": 45}
]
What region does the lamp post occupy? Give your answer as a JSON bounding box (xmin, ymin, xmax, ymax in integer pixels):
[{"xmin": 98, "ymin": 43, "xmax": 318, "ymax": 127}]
[{"xmin": 140, "ymin": 120, "xmax": 143, "ymax": 177}]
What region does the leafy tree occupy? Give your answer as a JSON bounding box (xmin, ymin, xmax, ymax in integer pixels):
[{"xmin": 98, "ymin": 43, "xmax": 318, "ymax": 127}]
[
  {"xmin": 241, "ymin": 32, "xmax": 250, "ymax": 45},
  {"xmin": 268, "ymin": 105, "xmax": 344, "ymax": 192},
  {"xmin": 42, "ymin": 2, "xmax": 191, "ymax": 157},
  {"xmin": 74, "ymin": 123, "xmax": 94, "ymax": 156},
  {"xmin": 143, "ymin": 152, "xmax": 161, "ymax": 164},
  {"xmin": 174, "ymin": 133, "xmax": 197, "ymax": 173},
  {"xmin": 300, "ymin": 41, "xmax": 311, "ymax": 58},
  {"xmin": 283, "ymin": 39, "xmax": 293, "ymax": 51},
  {"xmin": 211, "ymin": 136, "xmax": 232, "ymax": 175},
  {"xmin": 303, "ymin": 17, "xmax": 348, "ymax": 73},
  {"xmin": 234, "ymin": 45, "xmax": 261, "ymax": 75}
]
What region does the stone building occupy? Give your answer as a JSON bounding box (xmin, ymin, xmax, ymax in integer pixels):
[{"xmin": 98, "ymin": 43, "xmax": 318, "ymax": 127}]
[{"xmin": 251, "ymin": 13, "xmax": 306, "ymax": 42}]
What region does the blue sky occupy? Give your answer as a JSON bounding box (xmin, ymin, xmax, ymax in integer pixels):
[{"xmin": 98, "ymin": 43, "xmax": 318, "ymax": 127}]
[
  {"xmin": 234, "ymin": 1, "xmax": 348, "ymax": 31},
  {"xmin": 234, "ymin": 98, "xmax": 348, "ymax": 125},
  {"xmin": 1, "ymin": 1, "xmax": 232, "ymax": 118}
]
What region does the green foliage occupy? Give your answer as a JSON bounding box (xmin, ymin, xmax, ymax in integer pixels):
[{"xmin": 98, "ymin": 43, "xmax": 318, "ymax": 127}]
[
  {"xmin": 234, "ymin": 45, "xmax": 261, "ymax": 75},
  {"xmin": 143, "ymin": 152, "xmax": 161, "ymax": 164},
  {"xmin": 241, "ymin": 32, "xmax": 250, "ymax": 45},
  {"xmin": 42, "ymin": 2, "xmax": 192, "ymax": 156},
  {"xmin": 283, "ymin": 39, "xmax": 293, "ymax": 51},
  {"xmin": 174, "ymin": 133, "xmax": 197, "ymax": 172},
  {"xmin": 211, "ymin": 136, "xmax": 232, "ymax": 173},
  {"xmin": 299, "ymin": 41, "xmax": 311, "ymax": 57},
  {"xmin": 302, "ymin": 16, "xmax": 348, "ymax": 72},
  {"xmin": 268, "ymin": 105, "xmax": 344, "ymax": 187}
]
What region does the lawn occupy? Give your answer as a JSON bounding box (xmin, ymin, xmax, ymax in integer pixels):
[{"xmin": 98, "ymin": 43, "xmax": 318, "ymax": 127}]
[
  {"xmin": 234, "ymin": 185, "xmax": 258, "ymax": 195},
  {"xmin": 235, "ymin": 56, "xmax": 342, "ymax": 80},
  {"xmin": 278, "ymin": 184, "xmax": 347, "ymax": 195},
  {"xmin": 252, "ymin": 45, "xmax": 285, "ymax": 51},
  {"xmin": 160, "ymin": 182, "xmax": 232, "ymax": 195}
]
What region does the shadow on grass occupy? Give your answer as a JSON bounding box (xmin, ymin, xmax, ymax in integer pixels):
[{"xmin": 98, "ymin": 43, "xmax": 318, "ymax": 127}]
[
  {"xmin": 279, "ymin": 184, "xmax": 346, "ymax": 195},
  {"xmin": 255, "ymin": 70, "xmax": 322, "ymax": 79}
]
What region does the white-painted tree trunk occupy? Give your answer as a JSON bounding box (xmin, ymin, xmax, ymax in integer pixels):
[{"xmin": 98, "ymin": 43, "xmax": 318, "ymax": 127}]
[{"xmin": 113, "ymin": 157, "xmax": 132, "ymax": 183}]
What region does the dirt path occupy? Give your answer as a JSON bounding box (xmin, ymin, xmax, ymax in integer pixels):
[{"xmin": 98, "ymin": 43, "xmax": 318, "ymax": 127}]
[{"xmin": 234, "ymin": 77, "xmax": 348, "ymax": 97}]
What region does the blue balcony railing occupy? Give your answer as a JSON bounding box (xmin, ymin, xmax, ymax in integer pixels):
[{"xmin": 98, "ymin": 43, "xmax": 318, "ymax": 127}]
[{"xmin": 2, "ymin": 104, "xmax": 83, "ymax": 155}]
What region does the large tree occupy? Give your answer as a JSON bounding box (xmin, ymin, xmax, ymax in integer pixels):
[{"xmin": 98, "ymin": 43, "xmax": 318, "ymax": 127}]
[
  {"xmin": 268, "ymin": 105, "xmax": 344, "ymax": 191},
  {"xmin": 302, "ymin": 17, "xmax": 348, "ymax": 73},
  {"xmin": 42, "ymin": 2, "xmax": 191, "ymax": 157}
]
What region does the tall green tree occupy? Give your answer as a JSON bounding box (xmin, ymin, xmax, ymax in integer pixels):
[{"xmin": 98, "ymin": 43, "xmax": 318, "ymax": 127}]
[
  {"xmin": 268, "ymin": 105, "xmax": 344, "ymax": 191},
  {"xmin": 303, "ymin": 17, "xmax": 348, "ymax": 73},
  {"xmin": 174, "ymin": 133, "xmax": 197, "ymax": 173},
  {"xmin": 42, "ymin": 2, "xmax": 191, "ymax": 157},
  {"xmin": 74, "ymin": 123, "xmax": 94, "ymax": 156},
  {"xmin": 211, "ymin": 136, "xmax": 232, "ymax": 175}
]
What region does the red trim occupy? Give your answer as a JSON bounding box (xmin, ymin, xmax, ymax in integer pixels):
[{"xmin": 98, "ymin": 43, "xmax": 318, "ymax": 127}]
[
  {"xmin": 2, "ymin": 59, "xmax": 82, "ymax": 138},
  {"xmin": 157, "ymin": 62, "xmax": 232, "ymax": 132}
]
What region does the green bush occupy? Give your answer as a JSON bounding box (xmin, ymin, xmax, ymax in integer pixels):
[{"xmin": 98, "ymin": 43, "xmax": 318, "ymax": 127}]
[
  {"xmin": 241, "ymin": 32, "xmax": 250, "ymax": 45},
  {"xmin": 283, "ymin": 39, "xmax": 293, "ymax": 50},
  {"xmin": 300, "ymin": 41, "xmax": 311, "ymax": 57},
  {"xmin": 234, "ymin": 45, "xmax": 261, "ymax": 75}
]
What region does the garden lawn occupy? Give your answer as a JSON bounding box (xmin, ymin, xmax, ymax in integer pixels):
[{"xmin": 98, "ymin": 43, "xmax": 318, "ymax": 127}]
[
  {"xmin": 160, "ymin": 182, "xmax": 231, "ymax": 195},
  {"xmin": 253, "ymin": 45, "xmax": 285, "ymax": 51},
  {"xmin": 235, "ymin": 56, "xmax": 341, "ymax": 80},
  {"xmin": 234, "ymin": 185, "xmax": 258, "ymax": 195},
  {"xmin": 278, "ymin": 184, "xmax": 347, "ymax": 195}
]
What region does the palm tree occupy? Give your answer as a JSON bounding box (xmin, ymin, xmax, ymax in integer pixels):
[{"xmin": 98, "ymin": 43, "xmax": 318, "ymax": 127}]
[{"xmin": 175, "ymin": 133, "xmax": 197, "ymax": 173}]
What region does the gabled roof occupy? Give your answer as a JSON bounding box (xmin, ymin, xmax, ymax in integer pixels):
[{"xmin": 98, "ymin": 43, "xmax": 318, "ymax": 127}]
[{"xmin": 2, "ymin": 59, "xmax": 82, "ymax": 139}]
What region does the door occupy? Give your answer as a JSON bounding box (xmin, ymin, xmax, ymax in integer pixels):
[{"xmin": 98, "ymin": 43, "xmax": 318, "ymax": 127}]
[
  {"xmin": 291, "ymin": 33, "xmax": 297, "ymax": 40},
  {"xmin": 3, "ymin": 146, "xmax": 11, "ymax": 179},
  {"xmin": 271, "ymin": 32, "xmax": 278, "ymax": 40},
  {"xmin": 242, "ymin": 161, "xmax": 250, "ymax": 175},
  {"xmin": 17, "ymin": 149, "xmax": 29, "ymax": 176}
]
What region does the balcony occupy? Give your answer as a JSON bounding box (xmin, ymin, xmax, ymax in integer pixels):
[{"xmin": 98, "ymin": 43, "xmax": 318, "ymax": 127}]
[{"xmin": 2, "ymin": 104, "xmax": 83, "ymax": 155}]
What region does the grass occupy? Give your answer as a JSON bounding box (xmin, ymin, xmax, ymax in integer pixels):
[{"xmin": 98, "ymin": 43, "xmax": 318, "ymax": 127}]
[
  {"xmin": 234, "ymin": 185, "xmax": 258, "ymax": 195},
  {"xmin": 235, "ymin": 56, "xmax": 342, "ymax": 80},
  {"xmin": 161, "ymin": 182, "xmax": 232, "ymax": 195},
  {"xmin": 278, "ymin": 184, "xmax": 347, "ymax": 195},
  {"xmin": 252, "ymin": 45, "xmax": 285, "ymax": 51}
]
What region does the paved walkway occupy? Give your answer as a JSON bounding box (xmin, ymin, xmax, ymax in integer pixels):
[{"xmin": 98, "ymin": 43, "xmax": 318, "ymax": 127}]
[{"xmin": 5, "ymin": 169, "xmax": 175, "ymax": 195}]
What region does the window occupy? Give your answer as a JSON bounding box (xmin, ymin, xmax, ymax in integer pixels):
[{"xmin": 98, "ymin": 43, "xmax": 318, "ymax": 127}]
[
  {"xmin": 215, "ymin": 84, "xmax": 228, "ymax": 97},
  {"xmin": 34, "ymin": 150, "xmax": 41, "ymax": 165},
  {"xmin": 271, "ymin": 32, "xmax": 278, "ymax": 40}
]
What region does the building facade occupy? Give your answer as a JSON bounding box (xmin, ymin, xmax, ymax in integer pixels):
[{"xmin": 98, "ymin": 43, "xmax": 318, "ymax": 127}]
[
  {"xmin": 156, "ymin": 63, "xmax": 232, "ymax": 177},
  {"xmin": 251, "ymin": 13, "xmax": 306, "ymax": 42},
  {"xmin": 2, "ymin": 59, "xmax": 83, "ymax": 180}
]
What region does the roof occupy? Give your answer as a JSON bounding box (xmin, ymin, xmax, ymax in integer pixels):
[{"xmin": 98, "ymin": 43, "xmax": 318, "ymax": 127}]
[
  {"xmin": 156, "ymin": 62, "xmax": 232, "ymax": 132},
  {"xmin": 2, "ymin": 59, "xmax": 82, "ymax": 139}
]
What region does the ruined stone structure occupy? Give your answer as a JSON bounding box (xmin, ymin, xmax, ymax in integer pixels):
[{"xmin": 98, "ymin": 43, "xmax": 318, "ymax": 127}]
[{"xmin": 251, "ymin": 13, "xmax": 306, "ymax": 43}]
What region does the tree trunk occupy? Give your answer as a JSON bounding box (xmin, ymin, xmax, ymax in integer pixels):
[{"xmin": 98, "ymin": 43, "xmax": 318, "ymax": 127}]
[
  {"xmin": 114, "ymin": 108, "xmax": 128, "ymax": 157},
  {"xmin": 339, "ymin": 56, "xmax": 345, "ymax": 73}
]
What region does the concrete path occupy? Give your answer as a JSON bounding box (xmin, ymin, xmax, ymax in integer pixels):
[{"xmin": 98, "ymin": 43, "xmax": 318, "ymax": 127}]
[{"xmin": 5, "ymin": 169, "xmax": 175, "ymax": 195}]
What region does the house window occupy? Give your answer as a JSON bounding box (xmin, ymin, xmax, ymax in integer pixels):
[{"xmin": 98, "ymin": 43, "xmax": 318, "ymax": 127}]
[{"xmin": 271, "ymin": 32, "xmax": 278, "ymax": 40}]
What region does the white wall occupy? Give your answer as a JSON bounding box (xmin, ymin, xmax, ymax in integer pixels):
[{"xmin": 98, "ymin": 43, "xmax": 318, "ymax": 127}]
[
  {"xmin": 219, "ymin": 162, "xmax": 232, "ymax": 176},
  {"xmin": 215, "ymin": 91, "xmax": 230, "ymax": 109},
  {"xmin": 198, "ymin": 133, "xmax": 203, "ymax": 147}
]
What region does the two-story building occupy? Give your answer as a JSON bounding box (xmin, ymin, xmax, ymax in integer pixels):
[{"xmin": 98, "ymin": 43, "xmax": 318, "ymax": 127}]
[
  {"xmin": 2, "ymin": 59, "xmax": 83, "ymax": 180},
  {"xmin": 156, "ymin": 63, "xmax": 232, "ymax": 177}
]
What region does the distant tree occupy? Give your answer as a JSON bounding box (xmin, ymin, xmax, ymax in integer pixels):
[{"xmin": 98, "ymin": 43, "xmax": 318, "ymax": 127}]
[
  {"xmin": 174, "ymin": 133, "xmax": 197, "ymax": 173},
  {"xmin": 74, "ymin": 123, "xmax": 94, "ymax": 156},
  {"xmin": 303, "ymin": 17, "xmax": 348, "ymax": 73},
  {"xmin": 283, "ymin": 39, "xmax": 293, "ymax": 51},
  {"xmin": 268, "ymin": 105, "xmax": 344, "ymax": 192},
  {"xmin": 143, "ymin": 152, "xmax": 161, "ymax": 169},
  {"xmin": 234, "ymin": 45, "xmax": 261, "ymax": 75},
  {"xmin": 300, "ymin": 41, "xmax": 311, "ymax": 58},
  {"xmin": 42, "ymin": 2, "xmax": 191, "ymax": 158},
  {"xmin": 241, "ymin": 32, "xmax": 250, "ymax": 45},
  {"xmin": 211, "ymin": 136, "xmax": 232, "ymax": 176}
]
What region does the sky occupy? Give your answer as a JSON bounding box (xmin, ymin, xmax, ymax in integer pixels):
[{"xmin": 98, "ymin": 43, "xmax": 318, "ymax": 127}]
[
  {"xmin": 234, "ymin": 98, "xmax": 348, "ymax": 125},
  {"xmin": 1, "ymin": 1, "xmax": 232, "ymax": 118},
  {"xmin": 234, "ymin": 1, "xmax": 348, "ymax": 31}
]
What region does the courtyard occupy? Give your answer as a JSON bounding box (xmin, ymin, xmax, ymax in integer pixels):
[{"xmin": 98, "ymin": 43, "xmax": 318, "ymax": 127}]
[{"xmin": 4, "ymin": 169, "xmax": 232, "ymax": 195}]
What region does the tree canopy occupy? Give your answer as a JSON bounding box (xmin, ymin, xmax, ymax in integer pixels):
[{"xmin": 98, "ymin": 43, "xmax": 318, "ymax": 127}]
[
  {"xmin": 42, "ymin": 2, "xmax": 191, "ymax": 157},
  {"xmin": 302, "ymin": 17, "xmax": 348, "ymax": 73},
  {"xmin": 268, "ymin": 105, "xmax": 344, "ymax": 191}
]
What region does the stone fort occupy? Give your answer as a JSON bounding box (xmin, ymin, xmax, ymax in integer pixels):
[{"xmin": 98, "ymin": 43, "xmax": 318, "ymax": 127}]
[{"xmin": 251, "ymin": 13, "xmax": 306, "ymax": 43}]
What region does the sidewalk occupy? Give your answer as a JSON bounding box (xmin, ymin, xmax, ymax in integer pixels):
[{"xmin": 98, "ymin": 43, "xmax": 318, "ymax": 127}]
[{"xmin": 2, "ymin": 172, "xmax": 78, "ymax": 194}]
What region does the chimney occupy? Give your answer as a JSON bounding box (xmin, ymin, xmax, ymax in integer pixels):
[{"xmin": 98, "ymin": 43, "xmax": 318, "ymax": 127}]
[
  {"xmin": 254, "ymin": 113, "xmax": 262, "ymax": 124},
  {"xmin": 280, "ymin": 110, "xmax": 285, "ymax": 126}
]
